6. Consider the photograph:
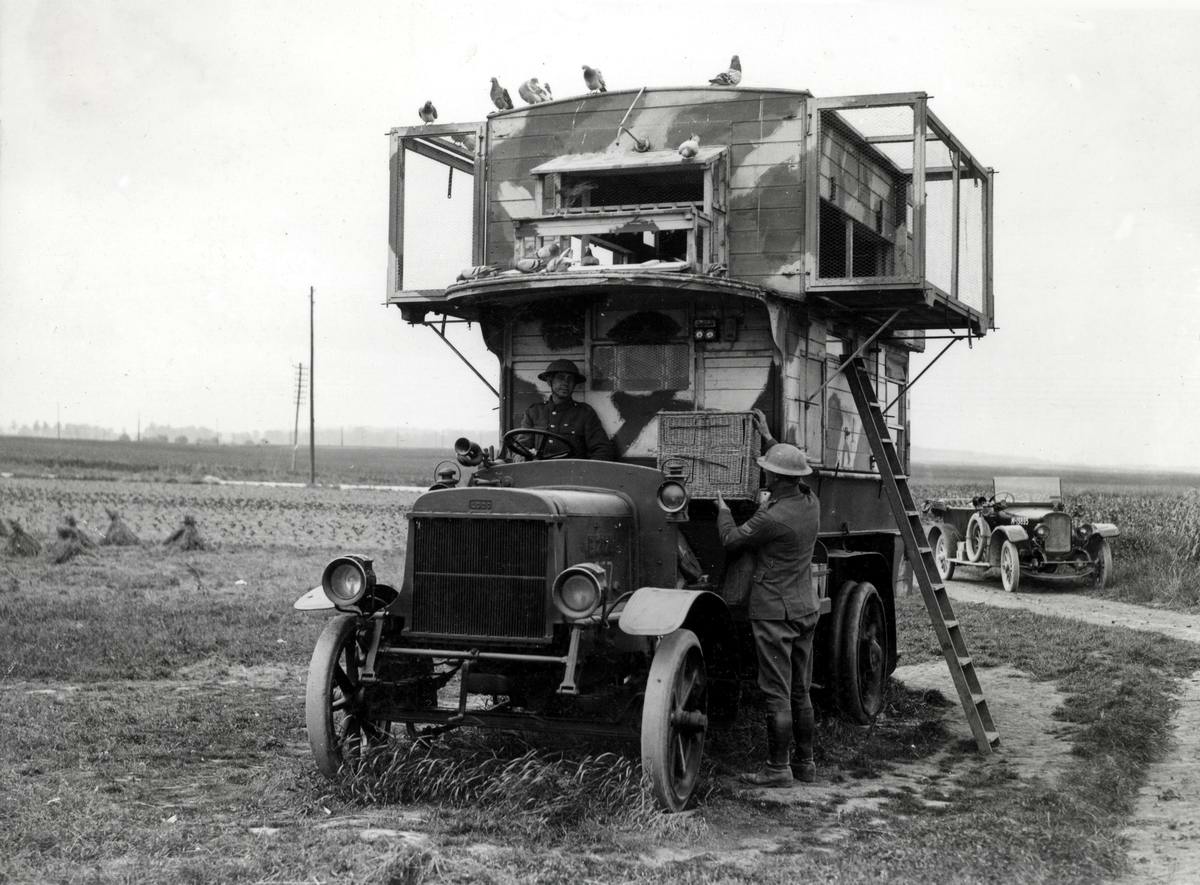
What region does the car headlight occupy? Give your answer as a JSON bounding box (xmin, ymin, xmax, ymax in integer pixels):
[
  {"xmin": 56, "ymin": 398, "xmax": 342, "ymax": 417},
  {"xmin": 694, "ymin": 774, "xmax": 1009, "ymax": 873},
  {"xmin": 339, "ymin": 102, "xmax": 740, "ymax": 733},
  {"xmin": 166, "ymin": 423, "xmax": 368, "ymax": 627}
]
[
  {"xmin": 552, "ymin": 562, "xmax": 606, "ymax": 619},
  {"xmin": 322, "ymin": 555, "xmax": 375, "ymax": 607},
  {"xmin": 1035, "ymin": 524, "xmax": 1047, "ymax": 539}
]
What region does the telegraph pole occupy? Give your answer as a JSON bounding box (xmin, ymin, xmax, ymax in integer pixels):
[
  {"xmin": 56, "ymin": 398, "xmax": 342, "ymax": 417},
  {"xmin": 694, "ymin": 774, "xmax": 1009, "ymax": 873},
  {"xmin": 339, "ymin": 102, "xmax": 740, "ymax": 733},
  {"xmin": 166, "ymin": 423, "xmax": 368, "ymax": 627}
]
[
  {"xmin": 290, "ymin": 363, "xmax": 307, "ymax": 471},
  {"xmin": 309, "ymin": 286, "xmax": 316, "ymax": 485}
]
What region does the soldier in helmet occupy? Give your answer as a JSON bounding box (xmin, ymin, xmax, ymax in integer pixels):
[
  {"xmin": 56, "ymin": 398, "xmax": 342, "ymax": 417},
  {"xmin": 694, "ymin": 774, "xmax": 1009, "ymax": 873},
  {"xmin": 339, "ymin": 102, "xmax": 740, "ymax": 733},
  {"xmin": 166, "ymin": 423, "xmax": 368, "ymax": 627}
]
[
  {"xmin": 519, "ymin": 359, "xmax": 614, "ymax": 460},
  {"xmin": 716, "ymin": 418, "xmax": 820, "ymax": 787}
]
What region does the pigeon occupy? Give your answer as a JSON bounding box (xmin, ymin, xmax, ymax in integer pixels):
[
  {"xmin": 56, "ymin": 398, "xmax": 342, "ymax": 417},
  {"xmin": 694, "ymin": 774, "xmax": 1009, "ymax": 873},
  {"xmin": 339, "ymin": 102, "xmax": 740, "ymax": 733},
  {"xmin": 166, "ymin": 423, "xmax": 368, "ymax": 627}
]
[
  {"xmin": 580, "ymin": 245, "xmax": 599, "ymax": 266},
  {"xmin": 543, "ymin": 82, "xmax": 553, "ymax": 100},
  {"xmin": 519, "ymin": 77, "xmax": 553, "ymax": 104},
  {"xmin": 418, "ymin": 100, "xmax": 437, "ymax": 123},
  {"xmin": 709, "ymin": 55, "xmax": 742, "ymax": 86},
  {"xmin": 678, "ymin": 133, "xmax": 700, "ymax": 159},
  {"xmin": 490, "ymin": 77, "xmax": 513, "ymax": 111},
  {"xmin": 582, "ymin": 65, "xmax": 607, "ymax": 93},
  {"xmin": 514, "ymin": 257, "xmax": 542, "ymax": 273},
  {"xmin": 562, "ymin": 180, "xmax": 596, "ymax": 208},
  {"xmin": 546, "ymin": 248, "xmax": 573, "ymax": 272},
  {"xmin": 535, "ymin": 240, "xmax": 563, "ymax": 261}
]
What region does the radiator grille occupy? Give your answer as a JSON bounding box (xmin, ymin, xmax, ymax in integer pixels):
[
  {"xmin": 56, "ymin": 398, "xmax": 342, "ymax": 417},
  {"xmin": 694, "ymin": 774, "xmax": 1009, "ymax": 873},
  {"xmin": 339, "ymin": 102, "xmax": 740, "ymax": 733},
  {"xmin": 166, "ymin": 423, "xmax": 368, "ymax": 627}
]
[
  {"xmin": 1043, "ymin": 512, "xmax": 1071, "ymax": 554},
  {"xmin": 410, "ymin": 517, "xmax": 549, "ymax": 641}
]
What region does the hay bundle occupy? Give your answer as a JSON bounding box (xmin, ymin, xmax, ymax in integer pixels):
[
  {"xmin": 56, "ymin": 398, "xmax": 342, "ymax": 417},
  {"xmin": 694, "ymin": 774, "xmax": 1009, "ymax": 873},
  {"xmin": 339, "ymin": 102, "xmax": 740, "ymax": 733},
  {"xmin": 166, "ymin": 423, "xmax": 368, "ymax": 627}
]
[
  {"xmin": 49, "ymin": 525, "xmax": 91, "ymax": 565},
  {"xmin": 164, "ymin": 515, "xmax": 208, "ymax": 551},
  {"xmin": 4, "ymin": 520, "xmax": 41, "ymax": 557},
  {"xmin": 101, "ymin": 508, "xmax": 140, "ymax": 546},
  {"xmin": 63, "ymin": 514, "xmax": 96, "ymax": 548}
]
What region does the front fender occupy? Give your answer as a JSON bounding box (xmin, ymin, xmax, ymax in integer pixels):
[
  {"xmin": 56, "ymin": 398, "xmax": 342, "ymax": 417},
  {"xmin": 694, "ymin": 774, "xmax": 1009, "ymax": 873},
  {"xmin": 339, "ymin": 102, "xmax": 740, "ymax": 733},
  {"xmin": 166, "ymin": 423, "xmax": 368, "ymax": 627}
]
[
  {"xmin": 619, "ymin": 587, "xmax": 728, "ymax": 637},
  {"xmin": 294, "ymin": 586, "xmax": 334, "ymax": 611},
  {"xmin": 988, "ymin": 524, "xmax": 1028, "ymax": 566},
  {"xmin": 1086, "ymin": 522, "xmax": 1119, "ymax": 538}
]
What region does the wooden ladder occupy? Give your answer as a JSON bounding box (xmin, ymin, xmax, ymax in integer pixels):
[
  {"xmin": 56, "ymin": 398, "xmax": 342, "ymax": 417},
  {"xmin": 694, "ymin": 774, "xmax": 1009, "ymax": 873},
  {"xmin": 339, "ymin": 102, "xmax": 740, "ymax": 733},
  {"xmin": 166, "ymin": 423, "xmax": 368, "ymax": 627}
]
[{"xmin": 843, "ymin": 355, "xmax": 999, "ymax": 754}]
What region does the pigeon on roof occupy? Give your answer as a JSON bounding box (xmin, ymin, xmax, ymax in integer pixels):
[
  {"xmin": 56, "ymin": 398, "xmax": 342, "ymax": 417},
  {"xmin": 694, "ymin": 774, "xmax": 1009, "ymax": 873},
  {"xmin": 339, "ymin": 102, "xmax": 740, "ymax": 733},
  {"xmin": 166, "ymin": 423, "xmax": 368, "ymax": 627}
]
[
  {"xmin": 582, "ymin": 65, "xmax": 607, "ymax": 93},
  {"xmin": 678, "ymin": 133, "xmax": 700, "ymax": 159},
  {"xmin": 519, "ymin": 78, "xmax": 553, "ymax": 104},
  {"xmin": 490, "ymin": 77, "xmax": 513, "ymax": 110},
  {"xmin": 708, "ymin": 55, "xmax": 742, "ymax": 86},
  {"xmin": 543, "ymin": 82, "xmax": 554, "ymax": 100},
  {"xmin": 418, "ymin": 100, "xmax": 438, "ymax": 123}
]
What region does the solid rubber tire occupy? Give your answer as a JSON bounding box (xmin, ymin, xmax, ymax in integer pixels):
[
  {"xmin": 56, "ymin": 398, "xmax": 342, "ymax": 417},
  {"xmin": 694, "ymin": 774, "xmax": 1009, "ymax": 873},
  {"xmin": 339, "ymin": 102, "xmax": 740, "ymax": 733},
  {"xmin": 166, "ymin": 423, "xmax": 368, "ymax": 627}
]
[
  {"xmin": 641, "ymin": 629, "xmax": 707, "ymax": 812},
  {"xmin": 832, "ymin": 582, "xmax": 889, "ymax": 723}
]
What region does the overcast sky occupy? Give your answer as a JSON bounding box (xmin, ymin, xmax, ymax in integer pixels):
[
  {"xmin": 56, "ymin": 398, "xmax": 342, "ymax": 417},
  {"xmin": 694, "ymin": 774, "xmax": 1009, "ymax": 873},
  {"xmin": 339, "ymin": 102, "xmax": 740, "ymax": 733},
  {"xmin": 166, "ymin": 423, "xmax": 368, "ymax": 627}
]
[{"xmin": 2, "ymin": 0, "xmax": 1199, "ymax": 469}]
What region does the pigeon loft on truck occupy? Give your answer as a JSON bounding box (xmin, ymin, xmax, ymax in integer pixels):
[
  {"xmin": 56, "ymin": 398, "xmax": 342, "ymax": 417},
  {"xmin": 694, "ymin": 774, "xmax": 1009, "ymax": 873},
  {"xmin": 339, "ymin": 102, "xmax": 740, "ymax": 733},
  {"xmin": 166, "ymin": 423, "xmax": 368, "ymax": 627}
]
[{"xmin": 300, "ymin": 85, "xmax": 1000, "ymax": 815}]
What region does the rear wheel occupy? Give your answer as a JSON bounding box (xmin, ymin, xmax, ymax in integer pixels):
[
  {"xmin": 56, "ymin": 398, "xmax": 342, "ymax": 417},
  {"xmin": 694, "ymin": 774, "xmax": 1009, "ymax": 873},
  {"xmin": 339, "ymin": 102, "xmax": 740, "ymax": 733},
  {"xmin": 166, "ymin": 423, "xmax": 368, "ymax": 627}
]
[
  {"xmin": 965, "ymin": 513, "xmax": 989, "ymax": 563},
  {"xmin": 641, "ymin": 629, "xmax": 708, "ymax": 812},
  {"xmin": 832, "ymin": 582, "xmax": 889, "ymax": 723},
  {"xmin": 931, "ymin": 529, "xmax": 956, "ymax": 582},
  {"xmin": 305, "ymin": 614, "xmax": 391, "ymax": 777},
  {"xmin": 999, "ymin": 540, "xmax": 1021, "ymax": 593}
]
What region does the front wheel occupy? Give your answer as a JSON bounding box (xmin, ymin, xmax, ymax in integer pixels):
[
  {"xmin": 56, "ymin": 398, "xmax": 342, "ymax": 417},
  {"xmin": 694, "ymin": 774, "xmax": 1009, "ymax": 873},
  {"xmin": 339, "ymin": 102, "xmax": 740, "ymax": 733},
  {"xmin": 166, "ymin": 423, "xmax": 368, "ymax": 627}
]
[
  {"xmin": 641, "ymin": 629, "xmax": 708, "ymax": 812},
  {"xmin": 305, "ymin": 614, "xmax": 391, "ymax": 778},
  {"xmin": 999, "ymin": 540, "xmax": 1022, "ymax": 593},
  {"xmin": 832, "ymin": 582, "xmax": 889, "ymax": 723},
  {"xmin": 1091, "ymin": 538, "xmax": 1114, "ymax": 590}
]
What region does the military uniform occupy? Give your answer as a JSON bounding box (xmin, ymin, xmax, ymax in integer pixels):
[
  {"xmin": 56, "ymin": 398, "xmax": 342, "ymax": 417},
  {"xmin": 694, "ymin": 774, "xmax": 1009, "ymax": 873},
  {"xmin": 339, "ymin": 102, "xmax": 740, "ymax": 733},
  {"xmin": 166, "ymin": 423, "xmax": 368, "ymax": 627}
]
[
  {"xmin": 520, "ymin": 397, "xmax": 614, "ymax": 460},
  {"xmin": 717, "ymin": 482, "xmax": 820, "ymax": 710}
]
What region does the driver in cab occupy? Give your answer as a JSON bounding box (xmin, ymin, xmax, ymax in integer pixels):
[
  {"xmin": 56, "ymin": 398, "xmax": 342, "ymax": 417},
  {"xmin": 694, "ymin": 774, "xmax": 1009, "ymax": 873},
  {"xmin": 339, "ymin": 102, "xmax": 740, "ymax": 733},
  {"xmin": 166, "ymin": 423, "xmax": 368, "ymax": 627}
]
[{"xmin": 518, "ymin": 359, "xmax": 614, "ymax": 460}]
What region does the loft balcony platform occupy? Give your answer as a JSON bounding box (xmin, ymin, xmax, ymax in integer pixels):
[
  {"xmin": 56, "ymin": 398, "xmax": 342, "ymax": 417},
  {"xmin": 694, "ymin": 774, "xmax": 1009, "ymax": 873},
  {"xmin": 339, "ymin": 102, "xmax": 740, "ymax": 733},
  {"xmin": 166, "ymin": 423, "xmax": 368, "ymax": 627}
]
[{"xmin": 807, "ymin": 281, "xmax": 987, "ymax": 335}]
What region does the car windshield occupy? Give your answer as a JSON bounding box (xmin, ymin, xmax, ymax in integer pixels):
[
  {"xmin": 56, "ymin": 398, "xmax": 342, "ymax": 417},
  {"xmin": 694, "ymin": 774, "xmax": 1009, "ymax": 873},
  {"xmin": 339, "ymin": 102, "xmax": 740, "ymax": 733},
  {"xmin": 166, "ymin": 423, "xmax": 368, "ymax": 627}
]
[{"xmin": 992, "ymin": 476, "xmax": 1062, "ymax": 504}]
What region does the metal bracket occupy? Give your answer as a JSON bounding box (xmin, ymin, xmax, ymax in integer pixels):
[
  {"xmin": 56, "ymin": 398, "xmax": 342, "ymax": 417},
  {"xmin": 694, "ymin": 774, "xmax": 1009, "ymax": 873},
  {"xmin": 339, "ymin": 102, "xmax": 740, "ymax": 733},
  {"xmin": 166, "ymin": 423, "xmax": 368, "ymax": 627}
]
[
  {"xmin": 361, "ymin": 617, "xmax": 385, "ymax": 680},
  {"xmin": 422, "ymin": 318, "xmax": 500, "ymax": 398},
  {"xmin": 556, "ymin": 626, "xmax": 583, "ymax": 695},
  {"xmin": 883, "ymin": 335, "xmax": 962, "ymax": 413},
  {"xmin": 803, "ymin": 309, "xmax": 902, "ymax": 409}
]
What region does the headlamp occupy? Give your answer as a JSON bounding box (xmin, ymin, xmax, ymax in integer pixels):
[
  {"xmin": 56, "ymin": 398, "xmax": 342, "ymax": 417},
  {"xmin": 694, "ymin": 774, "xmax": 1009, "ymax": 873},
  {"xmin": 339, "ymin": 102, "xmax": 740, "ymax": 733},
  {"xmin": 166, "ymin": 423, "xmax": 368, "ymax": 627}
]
[
  {"xmin": 552, "ymin": 563, "xmax": 606, "ymax": 619},
  {"xmin": 321, "ymin": 555, "xmax": 375, "ymax": 607}
]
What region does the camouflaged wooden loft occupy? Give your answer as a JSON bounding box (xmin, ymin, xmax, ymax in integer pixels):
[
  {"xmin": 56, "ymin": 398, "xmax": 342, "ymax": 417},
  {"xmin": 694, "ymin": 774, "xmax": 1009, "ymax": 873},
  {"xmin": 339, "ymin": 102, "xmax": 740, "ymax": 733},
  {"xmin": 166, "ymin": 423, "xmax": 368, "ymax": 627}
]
[{"xmin": 385, "ymin": 86, "xmax": 994, "ymax": 478}]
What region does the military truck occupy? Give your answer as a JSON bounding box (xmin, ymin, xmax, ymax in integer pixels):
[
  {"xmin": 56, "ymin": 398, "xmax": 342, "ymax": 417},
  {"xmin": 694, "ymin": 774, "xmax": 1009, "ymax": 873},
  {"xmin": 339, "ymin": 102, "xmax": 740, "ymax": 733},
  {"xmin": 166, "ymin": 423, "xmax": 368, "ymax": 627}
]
[{"xmin": 295, "ymin": 84, "xmax": 995, "ymax": 811}]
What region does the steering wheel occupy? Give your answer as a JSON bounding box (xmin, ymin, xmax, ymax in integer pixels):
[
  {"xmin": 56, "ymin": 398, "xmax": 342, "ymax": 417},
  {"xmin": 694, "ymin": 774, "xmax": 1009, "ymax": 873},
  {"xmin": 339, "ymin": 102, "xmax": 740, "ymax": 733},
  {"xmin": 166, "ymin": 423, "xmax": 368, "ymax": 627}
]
[
  {"xmin": 990, "ymin": 491, "xmax": 1016, "ymax": 505},
  {"xmin": 502, "ymin": 428, "xmax": 578, "ymax": 461}
]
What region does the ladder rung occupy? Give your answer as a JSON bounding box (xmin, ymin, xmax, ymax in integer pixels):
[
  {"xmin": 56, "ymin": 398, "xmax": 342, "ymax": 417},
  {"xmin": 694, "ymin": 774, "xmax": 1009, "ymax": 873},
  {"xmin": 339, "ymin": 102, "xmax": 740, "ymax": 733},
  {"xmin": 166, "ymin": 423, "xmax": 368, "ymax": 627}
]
[
  {"xmin": 957, "ymin": 656, "xmax": 972, "ymax": 668},
  {"xmin": 972, "ymin": 693, "xmax": 986, "ymax": 706},
  {"xmin": 944, "ymin": 619, "xmax": 958, "ymax": 629},
  {"xmin": 986, "ymin": 731, "xmax": 1000, "ymax": 746},
  {"xmin": 905, "ymin": 509, "xmax": 919, "ymax": 517},
  {"xmin": 917, "ymin": 546, "xmax": 932, "ymax": 554}
]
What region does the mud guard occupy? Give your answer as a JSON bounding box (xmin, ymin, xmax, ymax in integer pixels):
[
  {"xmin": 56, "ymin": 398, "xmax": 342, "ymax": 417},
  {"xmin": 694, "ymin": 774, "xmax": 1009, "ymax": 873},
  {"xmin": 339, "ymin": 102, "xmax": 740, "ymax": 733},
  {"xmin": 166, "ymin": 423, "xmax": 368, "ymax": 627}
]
[
  {"xmin": 1088, "ymin": 522, "xmax": 1119, "ymax": 538},
  {"xmin": 294, "ymin": 586, "xmax": 334, "ymax": 611},
  {"xmin": 988, "ymin": 524, "xmax": 1028, "ymax": 566},
  {"xmin": 619, "ymin": 587, "xmax": 729, "ymax": 637}
]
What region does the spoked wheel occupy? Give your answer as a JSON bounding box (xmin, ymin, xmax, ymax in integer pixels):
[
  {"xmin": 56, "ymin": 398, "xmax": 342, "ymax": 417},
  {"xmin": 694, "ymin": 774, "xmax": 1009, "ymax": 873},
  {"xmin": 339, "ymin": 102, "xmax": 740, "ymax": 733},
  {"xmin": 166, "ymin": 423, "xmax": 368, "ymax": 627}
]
[
  {"xmin": 833, "ymin": 582, "xmax": 889, "ymax": 723},
  {"xmin": 931, "ymin": 529, "xmax": 956, "ymax": 582},
  {"xmin": 641, "ymin": 629, "xmax": 708, "ymax": 812},
  {"xmin": 965, "ymin": 513, "xmax": 989, "ymax": 563},
  {"xmin": 306, "ymin": 614, "xmax": 391, "ymax": 778},
  {"xmin": 999, "ymin": 540, "xmax": 1022, "ymax": 593},
  {"xmin": 1090, "ymin": 538, "xmax": 1113, "ymax": 590}
]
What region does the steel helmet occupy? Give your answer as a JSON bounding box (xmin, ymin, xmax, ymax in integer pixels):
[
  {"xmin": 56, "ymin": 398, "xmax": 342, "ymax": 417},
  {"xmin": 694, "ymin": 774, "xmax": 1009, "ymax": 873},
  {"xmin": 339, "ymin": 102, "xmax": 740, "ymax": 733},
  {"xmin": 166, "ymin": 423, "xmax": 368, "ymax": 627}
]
[
  {"xmin": 757, "ymin": 443, "xmax": 813, "ymax": 477},
  {"xmin": 538, "ymin": 359, "xmax": 586, "ymax": 383}
]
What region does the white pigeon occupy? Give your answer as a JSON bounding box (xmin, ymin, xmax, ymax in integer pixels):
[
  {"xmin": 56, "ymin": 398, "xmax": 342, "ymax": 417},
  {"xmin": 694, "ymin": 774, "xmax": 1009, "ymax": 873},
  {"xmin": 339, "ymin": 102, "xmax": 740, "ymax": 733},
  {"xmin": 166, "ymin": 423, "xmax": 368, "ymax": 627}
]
[
  {"xmin": 678, "ymin": 134, "xmax": 701, "ymax": 159},
  {"xmin": 709, "ymin": 55, "xmax": 742, "ymax": 87}
]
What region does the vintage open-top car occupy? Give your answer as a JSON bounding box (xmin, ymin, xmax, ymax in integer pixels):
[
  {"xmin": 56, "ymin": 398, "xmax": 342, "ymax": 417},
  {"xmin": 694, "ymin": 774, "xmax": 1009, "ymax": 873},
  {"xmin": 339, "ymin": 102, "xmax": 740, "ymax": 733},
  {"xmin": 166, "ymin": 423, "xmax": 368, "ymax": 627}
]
[{"xmin": 921, "ymin": 476, "xmax": 1118, "ymax": 592}]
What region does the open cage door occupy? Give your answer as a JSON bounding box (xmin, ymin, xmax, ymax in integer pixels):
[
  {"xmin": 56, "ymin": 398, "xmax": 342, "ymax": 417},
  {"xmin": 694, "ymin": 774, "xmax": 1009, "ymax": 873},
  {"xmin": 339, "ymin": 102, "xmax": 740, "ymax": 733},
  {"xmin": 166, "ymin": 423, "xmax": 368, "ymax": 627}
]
[
  {"xmin": 388, "ymin": 123, "xmax": 485, "ymax": 302},
  {"xmin": 803, "ymin": 93, "xmax": 994, "ymax": 334}
]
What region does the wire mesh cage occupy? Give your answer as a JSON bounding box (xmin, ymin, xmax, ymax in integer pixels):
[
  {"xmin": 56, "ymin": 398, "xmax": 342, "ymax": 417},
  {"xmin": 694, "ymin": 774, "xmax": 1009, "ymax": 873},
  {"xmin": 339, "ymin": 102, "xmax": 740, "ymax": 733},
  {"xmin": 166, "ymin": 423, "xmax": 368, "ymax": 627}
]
[{"xmin": 657, "ymin": 411, "xmax": 762, "ymax": 500}]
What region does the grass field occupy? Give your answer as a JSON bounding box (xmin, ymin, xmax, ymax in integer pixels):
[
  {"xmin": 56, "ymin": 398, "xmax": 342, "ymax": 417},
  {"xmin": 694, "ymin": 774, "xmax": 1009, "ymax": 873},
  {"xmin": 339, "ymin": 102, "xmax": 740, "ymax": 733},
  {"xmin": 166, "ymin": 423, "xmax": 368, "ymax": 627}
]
[{"xmin": 3, "ymin": 437, "xmax": 1200, "ymax": 881}]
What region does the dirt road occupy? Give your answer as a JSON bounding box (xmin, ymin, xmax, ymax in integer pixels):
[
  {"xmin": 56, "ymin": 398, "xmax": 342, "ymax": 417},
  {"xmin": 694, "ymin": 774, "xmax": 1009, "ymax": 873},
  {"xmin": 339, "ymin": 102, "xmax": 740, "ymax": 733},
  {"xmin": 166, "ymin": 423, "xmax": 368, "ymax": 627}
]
[{"xmin": 944, "ymin": 574, "xmax": 1200, "ymax": 885}]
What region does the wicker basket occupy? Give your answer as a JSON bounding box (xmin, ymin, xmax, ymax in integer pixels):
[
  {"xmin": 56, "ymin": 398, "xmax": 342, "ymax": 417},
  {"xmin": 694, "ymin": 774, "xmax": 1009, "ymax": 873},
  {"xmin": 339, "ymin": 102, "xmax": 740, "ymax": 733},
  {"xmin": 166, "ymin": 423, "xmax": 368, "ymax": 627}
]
[{"xmin": 657, "ymin": 411, "xmax": 762, "ymax": 500}]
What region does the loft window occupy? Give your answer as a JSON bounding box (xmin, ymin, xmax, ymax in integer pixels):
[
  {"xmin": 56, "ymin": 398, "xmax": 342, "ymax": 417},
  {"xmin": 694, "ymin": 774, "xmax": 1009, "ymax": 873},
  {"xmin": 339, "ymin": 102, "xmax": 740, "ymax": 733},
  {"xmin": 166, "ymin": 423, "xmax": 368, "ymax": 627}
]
[{"xmin": 517, "ymin": 147, "xmax": 728, "ymax": 270}]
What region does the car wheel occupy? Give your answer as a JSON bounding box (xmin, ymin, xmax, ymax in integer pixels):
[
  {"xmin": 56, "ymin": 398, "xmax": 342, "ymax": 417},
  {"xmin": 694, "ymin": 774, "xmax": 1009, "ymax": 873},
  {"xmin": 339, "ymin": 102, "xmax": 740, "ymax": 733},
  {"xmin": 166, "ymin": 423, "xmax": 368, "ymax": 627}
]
[
  {"xmin": 965, "ymin": 513, "xmax": 988, "ymax": 563},
  {"xmin": 832, "ymin": 582, "xmax": 889, "ymax": 723},
  {"xmin": 641, "ymin": 628, "xmax": 708, "ymax": 813},
  {"xmin": 1091, "ymin": 539, "xmax": 1114, "ymax": 590},
  {"xmin": 999, "ymin": 540, "xmax": 1021, "ymax": 593},
  {"xmin": 932, "ymin": 529, "xmax": 956, "ymax": 582},
  {"xmin": 305, "ymin": 614, "xmax": 391, "ymax": 778}
]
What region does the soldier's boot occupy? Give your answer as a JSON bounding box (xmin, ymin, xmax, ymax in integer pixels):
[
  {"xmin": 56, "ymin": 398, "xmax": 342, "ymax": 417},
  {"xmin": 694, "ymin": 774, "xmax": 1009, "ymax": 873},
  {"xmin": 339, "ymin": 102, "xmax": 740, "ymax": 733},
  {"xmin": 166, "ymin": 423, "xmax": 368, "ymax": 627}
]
[
  {"xmin": 740, "ymin": 712, "xmax": 794, "ymax": 787},
  {"xmin": 791, "ymin": 699, "xmax": 816, "ymax": 783}
]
